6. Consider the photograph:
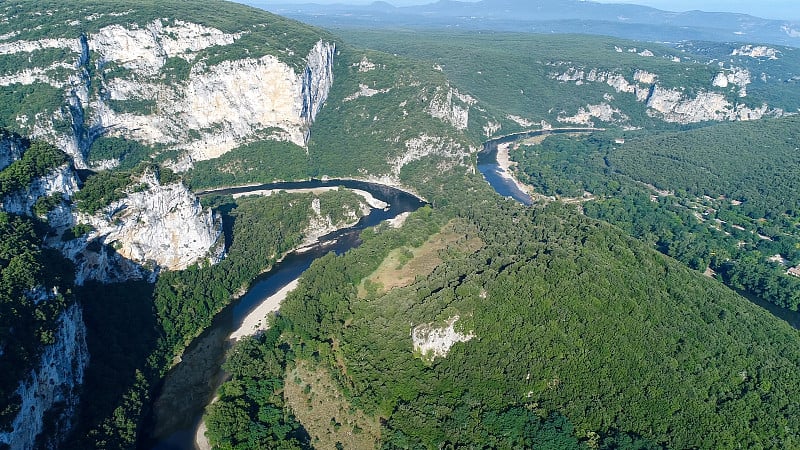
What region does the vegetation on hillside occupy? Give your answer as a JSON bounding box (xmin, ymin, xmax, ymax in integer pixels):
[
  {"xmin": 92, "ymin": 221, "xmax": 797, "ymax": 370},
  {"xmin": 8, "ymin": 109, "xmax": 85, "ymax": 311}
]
[
  {"xmin": 208, "ymin": 175, "xmax": 800, "ymax": 448},
  {"xmin": 508, "ymin": 117, "xmax": 800, "ymax": 309},
  {"xmin": 65, "ymin": 189, "xmax": 369, "ymax": 448}
]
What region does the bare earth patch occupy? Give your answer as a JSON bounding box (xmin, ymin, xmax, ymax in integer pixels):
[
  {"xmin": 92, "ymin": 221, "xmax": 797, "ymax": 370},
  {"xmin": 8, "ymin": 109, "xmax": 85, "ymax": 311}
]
[
  {"xmin": 284, "ymin": 360, "xmax": 380, "ymax": 450},
  {"xmin": 358, "ymin": 219, "xmax": 483, "ymax": 297}
]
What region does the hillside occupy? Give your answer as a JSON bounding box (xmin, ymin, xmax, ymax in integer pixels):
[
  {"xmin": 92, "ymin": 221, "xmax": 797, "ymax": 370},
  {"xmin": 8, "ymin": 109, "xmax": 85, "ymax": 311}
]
[
  {"xmin": 1, "ymin": 1, "xmax": 800, "ymax": 450},
  {"xmin": 335, "ymin": 30, "xmax": 800, "ymax": 133},
  {"xmin": 209, "ymin": 179, "xmax": 800, "ymax": 449}
]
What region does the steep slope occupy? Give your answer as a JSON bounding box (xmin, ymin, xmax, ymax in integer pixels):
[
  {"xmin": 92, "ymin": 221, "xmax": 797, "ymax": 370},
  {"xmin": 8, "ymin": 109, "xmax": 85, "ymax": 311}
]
[
  {"xmin": 0, "ymin": 0, "xmax": 335, "ymax": 169},
  {"xmin": 209, "ymin": 182, "xmax": 800, "ymax": 449},
  {"xmin": 337, "ymin": 30, "xmax": 799, "ymax": 134}
]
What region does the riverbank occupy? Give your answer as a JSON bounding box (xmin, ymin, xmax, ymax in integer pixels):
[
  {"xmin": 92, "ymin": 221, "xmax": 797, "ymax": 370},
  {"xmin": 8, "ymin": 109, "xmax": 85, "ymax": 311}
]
[
  {"xmin": 495, "ymin": 142, "xmax": 537, "ymax": 198},
  {"xmin": 229, "ymin": 279, "xmax": 299, "ymax": 341}
]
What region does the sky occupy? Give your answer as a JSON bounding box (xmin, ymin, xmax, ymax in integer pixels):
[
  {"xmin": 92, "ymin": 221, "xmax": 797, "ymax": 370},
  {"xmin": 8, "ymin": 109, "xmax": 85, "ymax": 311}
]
[{"xmin": 265, "ymin": 0, "xmax": 799, "ymax": 21}]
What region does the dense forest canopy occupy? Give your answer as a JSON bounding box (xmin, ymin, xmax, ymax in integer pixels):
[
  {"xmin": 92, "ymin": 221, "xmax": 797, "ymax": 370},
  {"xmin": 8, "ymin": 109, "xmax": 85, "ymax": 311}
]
[{"xmin": 2, "ymin": 2, "xmax": 800, "ymax": 449}]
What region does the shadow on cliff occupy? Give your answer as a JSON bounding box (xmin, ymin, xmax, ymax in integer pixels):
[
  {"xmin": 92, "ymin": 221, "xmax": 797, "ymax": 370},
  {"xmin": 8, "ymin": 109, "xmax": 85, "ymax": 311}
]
[{"xmin": 64, "ymin": 280, "xmax": 158, "ymax": 447}]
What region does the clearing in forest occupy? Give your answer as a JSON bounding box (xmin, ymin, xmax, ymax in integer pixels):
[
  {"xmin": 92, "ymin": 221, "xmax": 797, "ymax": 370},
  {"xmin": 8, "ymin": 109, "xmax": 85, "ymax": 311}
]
[
  {"xmin": 358, "ymin": 219, "xmax": 483, "ymax": 297},
  {"xmin": 284, "ymin": 360, "xmax": 381, "ymax": 450}
]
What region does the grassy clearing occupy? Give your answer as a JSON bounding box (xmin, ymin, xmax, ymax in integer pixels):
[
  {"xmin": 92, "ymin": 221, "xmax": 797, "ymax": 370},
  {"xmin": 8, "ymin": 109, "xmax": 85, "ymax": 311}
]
[
  {"xmin": 358, "ymin": 219, "xmax": 483, "ymax": 298},
  {"xmin": 284, "ymin": 360, "xmax": 380, "ymax": 450}
]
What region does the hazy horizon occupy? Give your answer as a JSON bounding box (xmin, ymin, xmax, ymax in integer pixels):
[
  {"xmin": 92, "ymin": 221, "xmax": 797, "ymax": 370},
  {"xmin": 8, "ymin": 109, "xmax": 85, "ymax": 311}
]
[{"xmin": 256, "ymin": 0, "xmax": 799, "ymax": 21}]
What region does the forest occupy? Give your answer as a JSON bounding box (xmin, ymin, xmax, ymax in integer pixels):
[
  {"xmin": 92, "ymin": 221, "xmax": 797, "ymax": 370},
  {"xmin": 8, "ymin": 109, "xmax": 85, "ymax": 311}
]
[
  {"xmin": 507, "ymin": 118, "xmax": 800, "ymax": 310},
  {"xmin": 206, "ymin": 172, "xmax": 800, "ymax": 449},
  {"xmin": 2, "ymin": 2, "xmax": 800, "ymax": 449}
]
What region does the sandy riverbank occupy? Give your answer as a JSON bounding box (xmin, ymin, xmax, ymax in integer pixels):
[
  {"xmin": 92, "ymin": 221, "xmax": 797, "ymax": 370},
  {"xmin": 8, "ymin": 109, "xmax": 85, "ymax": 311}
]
[
  {"xmin": 229, "ymin": 279, "xmax": 300, "ymax": 341},
  {"xmin": 495, "ymin": 142, "xmax": 535, "ymax": 196}
]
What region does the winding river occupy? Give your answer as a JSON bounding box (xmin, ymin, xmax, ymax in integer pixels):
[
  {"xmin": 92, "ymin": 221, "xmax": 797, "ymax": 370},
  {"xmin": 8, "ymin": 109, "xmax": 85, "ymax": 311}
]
[
  {"xmin": 147, "ymin": 180, "xmax": 424, "ymax": 450},
  {"xmin": 478, "ymin": 128, "xmax": 603, "ymax": 205},
  {"xmin": 147, "ymin": 132, "xmax": 800, "ymax": 449}
]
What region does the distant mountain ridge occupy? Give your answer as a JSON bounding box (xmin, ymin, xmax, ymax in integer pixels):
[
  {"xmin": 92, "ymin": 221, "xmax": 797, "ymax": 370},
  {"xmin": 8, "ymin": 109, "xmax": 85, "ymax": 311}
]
[{"xmin": 251, "ymin": 0, "xmax": 800, "ymax": 47}]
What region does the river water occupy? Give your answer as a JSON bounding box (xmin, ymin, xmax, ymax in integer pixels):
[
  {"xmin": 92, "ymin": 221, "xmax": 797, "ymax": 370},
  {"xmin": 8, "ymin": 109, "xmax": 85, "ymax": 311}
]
[{"xmin": 146, "ymin": 180, "xmax": 424, "ymax": 450}]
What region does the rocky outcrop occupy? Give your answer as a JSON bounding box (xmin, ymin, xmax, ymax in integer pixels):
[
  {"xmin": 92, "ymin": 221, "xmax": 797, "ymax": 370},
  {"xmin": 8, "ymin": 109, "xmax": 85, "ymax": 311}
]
[
  {"xmin": 426, "ymin": 87, "xmax": 476, "ymax": 130},
  {"xmin": 392, "ymin": 134, "xmax": 471, "ymax": 176},
  {"xmin": 302, "ymin": 194, "xmax": 369, "ymax": 246},
  {"xmin": 732, "ymin": 45, "xmax": 780, "ymax": 60},
  {"xmin": 1, "ymin": 19, "xmax": 335, "ymax": 168},
  {"xmin": 68, "ymin": 172, "xmax": 224, "ymax": 284},
  {"xmin": 0, "ymin": 302, "xmax": 89, "ymax": 450},
  {"xmin": 412, "ymin": 316, "xmax": 474, "ymax": 362},
  {"xmin": 558, "ymin": 103, "xmax": 628, "ymax": 126},
  {"xmin": 551, "ymin": 65, "xmax": 779, "ymax": 124},
  {"xmin": 1, "ymin": 164, "xmax": 80, "ymax": 219},
  {"xmin": 645, "ymin": 87, "xmax": 773, "ymax": 123}
]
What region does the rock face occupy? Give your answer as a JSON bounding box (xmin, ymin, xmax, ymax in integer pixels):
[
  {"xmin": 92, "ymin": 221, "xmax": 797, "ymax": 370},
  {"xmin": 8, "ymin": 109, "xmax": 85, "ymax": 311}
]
[
  {"xmin": 551, "ymin": 64, "xmax": 780, "ymax": 124},
  {"xmin": 70, "ymin": 172, "xmax": 224, "ymax": 284},
  {"xmin": 1, "ymin": 18, "xmax": 335, "ymax": 168},
  {"xmin": 0, "ymin": 302, "xmax": 89, "ymax": 450},
  {"xmin": 0, "ymin": 164, "xmax": 80, "ymax": 220},
  {"xmin": 426, "ymin": 86, "xmax": 476, "ymax": 130},
  {"xmin": 412, "ymin": 316, "xmax": 475, "ymax": 362}
]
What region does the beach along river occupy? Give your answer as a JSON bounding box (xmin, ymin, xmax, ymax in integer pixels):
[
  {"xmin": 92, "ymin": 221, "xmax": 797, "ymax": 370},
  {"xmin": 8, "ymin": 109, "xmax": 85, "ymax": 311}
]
[{"xmin": 146, "ymin": 180, "xmax": 424, "ymax": 450}]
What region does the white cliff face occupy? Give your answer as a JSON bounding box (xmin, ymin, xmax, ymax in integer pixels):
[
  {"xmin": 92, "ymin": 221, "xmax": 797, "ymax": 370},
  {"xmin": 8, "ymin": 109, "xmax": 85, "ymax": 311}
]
[
  {"xmin": 302, "ymin": 194, "xmax": 369, "ymax": 246},
  {"xmin": 732, "ymin": 45, "xmax": 781, "ymax": 60},
  {"xmin": 73, "ymin": 172, "xmax": 223, "ymax": 282},
  {"xmin": 90, "ymin": 19, "xmax": 240, "ymax": 76},
  {"xmin": 1, "ymin": 19, "xmax": 335, "ymax": 167},
  {"xmin": 0, "ymin": 132, "xmax": 26, "ymax": 170},
  {"xmin": 0, "ymin": 302, "xmax": 89, "ymax": 450},
  {"xmin": 94, "ymin": 38, "xmax": 335, "ymax": 164},
  {"xmin": 393, "ymin": 134, "xmax": 471, "ymax": 176},
  {"xmin": 558, "ymin": 103, "xmax": 628, "ymax": 126},
  {"xmin": 1, "ymin": 164, "xmax": 80, "ymax": 217},
  {"xmin": 426, "ymin": 86, "xmax": 475, "ymax": 130},
  {"xmin": 551, "ymin": 64, "xmax": 779, "ymax": 124}
]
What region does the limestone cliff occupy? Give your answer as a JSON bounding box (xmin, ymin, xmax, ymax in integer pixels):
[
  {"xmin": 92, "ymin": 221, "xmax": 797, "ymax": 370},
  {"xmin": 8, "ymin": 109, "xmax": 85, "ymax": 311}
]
[
  {"xmin": 0, "ymin": 302, "xmax": 89, "ymax": 450},
  {"xmin": 67, "ymin": 172, "xmax": 224, "ymax": 284},
  {"xmin": 550, "ymin": 64, "xmax": 781, "ymax": 124},
  {"xmin": 1, "ymin": 17, "xmax": 335, "ymax": 169}
]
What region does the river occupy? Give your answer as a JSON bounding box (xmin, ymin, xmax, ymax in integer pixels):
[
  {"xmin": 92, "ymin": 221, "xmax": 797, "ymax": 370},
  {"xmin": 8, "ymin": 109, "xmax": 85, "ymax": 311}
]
[
  {"xmin": 477, "ymin": 128, "xmax": 602, "ymax": 205},
  {"xmin": 146, "ymin": 180, "xmax": 425, "ymax": 450}
]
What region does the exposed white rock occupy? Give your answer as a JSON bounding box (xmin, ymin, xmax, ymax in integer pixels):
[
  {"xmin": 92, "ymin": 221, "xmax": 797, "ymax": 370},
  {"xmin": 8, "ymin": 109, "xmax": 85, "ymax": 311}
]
[
  {"xmin": 412, "ymin": 315, "xmax": 474, "ymax": 362},
  {"xmin": 82, "ymin": 172, "xmax": 223, "ymax": 273},
  {"xmin": 638, "ymin": 49, "xmax": 654, "ymax": 57},
  {"xmin": 0, "ymin": 302, "xmax": 89, "ymax": 450},
  {"xmin": 89, "ymin": 19, "xmax": 240, "ymax": 76},
  {"xmin": 782, "ymin": 25, "xmax": 800, "ymax": 38},
  {"xmin": 646, "ymin": 87, "xmax": 775, "ymax": 123},
  {"xmin": 426, "ymin": 87, "xmax": 474, "ymax": 130},
  {"xmin": 732, "ymin": 45, "xmax": 780, "ymax": 60},
  {"xmin": 558, "ymin": 103, "xmax": 628, "ymax": 126},
  {"xmin": 0, "ymin": 38, "xmax": 81, "ymax": 55},
  {"xmin": 633, "ymin": 70, "xmax": 657, "ymax": 85},
  {"xmin": 93, "ymin": 39, "xmax": 335, "ymax": 163},
  {"xmin": 393, "ymin": 134, "xmax": 469, "ymax": 175},
  {"xmin": 354, "ymin": 56, "xmax": 376, "ymax": 72},
  {"xmin": 552, "ymin": 64, "xmax": 775, "ymax": 123},
  {"xmin": 302, "ymin": 194, "xmax": 369, "ymax": 246},
  {"xmin": 1, "ymin": 164, "xmax": 80, "ymax": 217},
  {"xmin": 506, "ymin": 115, "xmax": 535, "ymax": 127},
  {"xmin": 344, "ymin": 83, "xmax": 391, "ymax": 102},
  {"xmin": 483, "ymin": 120, "xmax": 501, "ymax": 137}
]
